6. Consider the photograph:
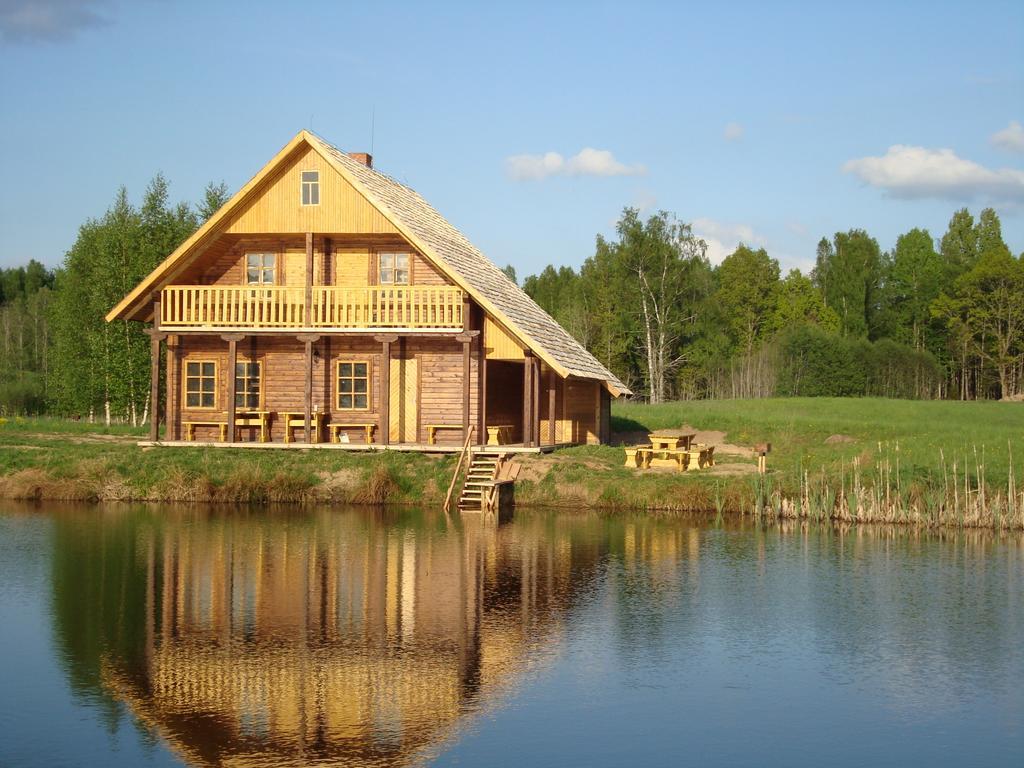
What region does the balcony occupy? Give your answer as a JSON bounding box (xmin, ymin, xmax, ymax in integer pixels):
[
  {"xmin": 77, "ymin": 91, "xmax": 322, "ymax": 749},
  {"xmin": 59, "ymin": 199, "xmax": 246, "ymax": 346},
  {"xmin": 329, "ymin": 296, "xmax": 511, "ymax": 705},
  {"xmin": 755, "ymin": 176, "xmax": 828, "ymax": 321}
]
[{"xmin": 159, "ymin": 285, "xmax": 465, "ymax": 331}]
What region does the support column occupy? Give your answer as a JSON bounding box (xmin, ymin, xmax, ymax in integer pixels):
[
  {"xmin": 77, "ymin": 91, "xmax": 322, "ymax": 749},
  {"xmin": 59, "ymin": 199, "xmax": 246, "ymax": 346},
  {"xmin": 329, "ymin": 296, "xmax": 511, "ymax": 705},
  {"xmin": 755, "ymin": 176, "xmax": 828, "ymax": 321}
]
[
  {"xmin": 376, "ymin": 334, "xmax": 398, "ymax": 446},
  {"xmin": 297, "ymin": 333, "xmax": 320, "ymax": 444},
  {"xmin": 532, "ymin": 357, "xmax": 541, "ymax": 448},
  {"xmin": 305, "ymin": 232, "xmax": 314, "ymax": 325},
  {"xmin": 168, "ymin": 337, "xmax": 180, "ymax": 441},
  {"xmin": 548, "ymin": 368, "xmax": 556, "ymax": 446},
  {"xmin": 523, "ymin": 352, "xmax": 533, "ymax": 446},
  {"xmin": 479, "ymin": 345, "xmax": 487, "ymax": 442},
  {"xmin": 222, "ymin": 333, "xmax": 246, "ymax": 443},
  {"xmin": 148, "ymin": 291, "xmax": 163, "ymax": 442}
]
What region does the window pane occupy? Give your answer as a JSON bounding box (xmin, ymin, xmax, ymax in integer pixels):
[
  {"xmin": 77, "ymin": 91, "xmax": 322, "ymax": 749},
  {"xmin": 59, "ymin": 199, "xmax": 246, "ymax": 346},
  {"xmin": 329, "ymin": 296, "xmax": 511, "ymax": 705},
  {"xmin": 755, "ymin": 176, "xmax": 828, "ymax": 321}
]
[
  {"xmin": 354, "ymin": 363, "xmax": 367, "ymax": 377},
  {"xmin": 247, "ymin": 268, "xmax": 260, "ymax": 284},
  {"xmin": 340, "ymin": 379, "xmax": 352, "ymax": 393},
  {"xmin": 354, "ymin": 394, "xmax": 367, "ymax": 409},
  {"xmin": 246, "ymin": 393, "xmax": 258, "ymax": 408},
  {"xmin": 202, "ymin": 362, "xmax": 215, "ymax": 376},
  {"xmin": 263, "ymin": 254, "xmax": 275, "ymax": 269},
  {"xmin": 310, "ymin": 186, "xmax": 319, "ymax": 205},
  {"xmin": 380, "ymin": 254, "xmax": 393, "ymax": 269},
  {"xmin": 396, "ymin": 254, "xmax": 409, "ymax": 268},
  {"xmin": 201, "ymin": 378, "xmax": 215, "ymax": 393},
  {"xmin": 247, "ymin": 254, "xmax": 259, "ymax": 268},
  {"xmin": 354, "ymin": 379, "xmax": 367, "ymax": 393},
  {"xmin": 263, "ymin": 269, "xmax": 274, "ymax": 284},
  {"xmin": 186, "ymin": 393, "xmax": 199, "ymax": 407},
  {"xmin": 201, "ymin": 393, "xmax": 215, "ymax": 408},
  {"xmin": 302, "ymin": 171, "xmax": 318, "ymax": 182},
  {"xmin": 395, "ymin": 269, "xmax": 409, "ymax": 284},
  {"xmin": 340, "ymin": 394, "xmax": 352, "ymax": 409},
  {"xmin": 235, "ymin": 363, "xmax": 246, "ymax": 376},
  {"xmin": 187, "ymin": 362, "xmax": 200, "ymax": 377},
  {"xmin": 235, "ymin": 393, "xmax": 245, "ymax": 408},
  {"xmin": 340, "ymin": 363, "xmax": 352, "ymax": 377},
  {"xmin": 380, "ymin": 268, "xmax": 393, "ymax": 284}
]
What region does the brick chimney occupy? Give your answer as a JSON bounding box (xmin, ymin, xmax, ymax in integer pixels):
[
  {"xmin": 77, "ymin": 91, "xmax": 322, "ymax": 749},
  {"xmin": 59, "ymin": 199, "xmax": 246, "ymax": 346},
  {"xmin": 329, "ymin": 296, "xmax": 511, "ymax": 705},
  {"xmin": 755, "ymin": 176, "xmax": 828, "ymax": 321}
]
[{"xmin": 347, "ymin": 152, "xmax": 373, "ymax": 168}]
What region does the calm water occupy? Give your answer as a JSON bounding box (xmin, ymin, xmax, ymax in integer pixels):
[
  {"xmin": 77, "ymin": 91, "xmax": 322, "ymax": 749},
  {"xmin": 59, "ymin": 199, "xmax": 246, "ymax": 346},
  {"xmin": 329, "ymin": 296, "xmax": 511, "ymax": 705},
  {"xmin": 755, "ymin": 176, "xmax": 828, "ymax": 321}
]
[{"xmin": 0, "ymin": 505, "xmax": 1021, "ymax": 767}]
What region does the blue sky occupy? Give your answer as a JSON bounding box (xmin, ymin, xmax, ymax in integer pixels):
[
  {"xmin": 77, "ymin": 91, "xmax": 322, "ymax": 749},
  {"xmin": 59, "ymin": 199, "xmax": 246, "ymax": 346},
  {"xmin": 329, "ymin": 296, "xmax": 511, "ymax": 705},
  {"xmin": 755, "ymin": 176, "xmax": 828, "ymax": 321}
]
[{"xmin": 1, "ymin": 0, "xmax": 1022, "ymax": 275}]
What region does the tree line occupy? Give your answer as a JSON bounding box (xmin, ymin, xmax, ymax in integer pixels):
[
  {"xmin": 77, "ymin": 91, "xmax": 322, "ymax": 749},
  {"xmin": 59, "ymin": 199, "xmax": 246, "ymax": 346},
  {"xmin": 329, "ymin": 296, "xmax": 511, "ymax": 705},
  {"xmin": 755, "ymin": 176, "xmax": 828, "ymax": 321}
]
[
  {"xmin": 521, "ymin": 207, "xmax": 1023, "ymax": 402},
  {"xmin": 0, "ymin": 177, "xmax": 228, "ymax": 420},
  {"xmin": 0, "ymin": 181, "xmax": 1019, "ymax": 418}
]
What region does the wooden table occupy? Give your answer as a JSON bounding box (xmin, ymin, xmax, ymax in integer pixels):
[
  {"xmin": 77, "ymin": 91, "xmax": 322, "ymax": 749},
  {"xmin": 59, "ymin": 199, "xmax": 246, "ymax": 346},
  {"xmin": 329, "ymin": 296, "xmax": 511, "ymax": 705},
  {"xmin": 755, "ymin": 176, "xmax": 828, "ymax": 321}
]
[
  {"xmin": 280, "ymin": 411, "xmax": 326, "ymax": 444},
  {"xmin": 648, "ymin": 430, "xmax": 696, "ymax": 452},
  {"xmin": 330, "ymin": 422, "xmax": 376, "ymax": 444},
  {"xmin": 486, "ymin": 425, "xmax": 514, "ymax": 445},
  {"xmin": 234, "ymin": 410, "xmax": 272, "ymax": 442}
]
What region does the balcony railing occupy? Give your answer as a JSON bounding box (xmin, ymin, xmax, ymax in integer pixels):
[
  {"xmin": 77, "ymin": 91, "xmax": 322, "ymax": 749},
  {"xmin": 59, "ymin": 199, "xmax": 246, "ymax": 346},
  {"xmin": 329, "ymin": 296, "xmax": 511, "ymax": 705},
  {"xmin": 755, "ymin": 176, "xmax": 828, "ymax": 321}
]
[{"xmin": 160, "ymin": 285, "xmax": 464, "ymax": 330}]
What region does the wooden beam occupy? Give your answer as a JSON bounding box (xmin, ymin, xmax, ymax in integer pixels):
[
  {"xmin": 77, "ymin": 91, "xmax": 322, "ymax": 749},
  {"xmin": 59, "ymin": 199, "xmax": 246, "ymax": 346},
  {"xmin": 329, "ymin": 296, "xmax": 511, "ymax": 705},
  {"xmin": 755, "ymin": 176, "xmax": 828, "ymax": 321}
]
[
  {"xmin": 305, "ymin": 232, "xmax": 313, "ymax": 325},
  {"xmin": 522, "ymin": 353, "xmax": 533, "ymax": 446},
  {"xmin": 167, "ymin": 338, "xmax": 179, "ymax": 441},
  {"xmin": 478, "ymin": 334, "xmax": 486, "ymax": 442},
  {"xmin": 536, "ymin": 358, "xmax": 544, "ymax": 448},
  {"xmin": 548, "ymin": 368, "xmax": 556, "ymax": 446},
  {"xmin": 149, "ymin": 292, "xmax": 161, "ymax": 442},
  {"xmin": 380, "ymin": 338, "xmax": 391, "ymax": 446},
  {"xmin": 304, "ymin": 338, "xmax": 314, "ymax": 443},
  {"xmin": 462, "ymin": 338, "xmax": 471, "ymax": 443},
  {"xmin": 226, "ymin": 337, "xmax": 238, "ymax": 443}
]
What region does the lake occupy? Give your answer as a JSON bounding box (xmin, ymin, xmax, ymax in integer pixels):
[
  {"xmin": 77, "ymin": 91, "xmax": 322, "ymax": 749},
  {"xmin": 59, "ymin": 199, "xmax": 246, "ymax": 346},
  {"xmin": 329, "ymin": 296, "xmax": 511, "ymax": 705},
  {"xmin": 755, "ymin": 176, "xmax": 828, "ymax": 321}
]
[{"xmin": 0, "ymin": 504, "xmax": 1021, "ymax": 767}]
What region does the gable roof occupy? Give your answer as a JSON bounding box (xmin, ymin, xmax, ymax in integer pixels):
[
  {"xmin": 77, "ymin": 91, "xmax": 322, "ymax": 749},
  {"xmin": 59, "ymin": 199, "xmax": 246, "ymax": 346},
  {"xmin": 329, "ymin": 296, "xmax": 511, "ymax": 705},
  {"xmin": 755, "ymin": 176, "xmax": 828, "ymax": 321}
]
[{"xmin": 106, "ymin": 130, "xmax": 629, "ymax": 396}]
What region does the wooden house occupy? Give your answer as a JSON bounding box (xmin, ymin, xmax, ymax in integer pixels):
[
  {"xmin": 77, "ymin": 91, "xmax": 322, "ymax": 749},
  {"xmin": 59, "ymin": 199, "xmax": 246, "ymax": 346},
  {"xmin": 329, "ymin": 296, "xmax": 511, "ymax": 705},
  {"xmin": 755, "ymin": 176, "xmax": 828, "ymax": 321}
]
[{"xmin": 106, "ymin": 131, "xmax": 629, "ymax": 449}]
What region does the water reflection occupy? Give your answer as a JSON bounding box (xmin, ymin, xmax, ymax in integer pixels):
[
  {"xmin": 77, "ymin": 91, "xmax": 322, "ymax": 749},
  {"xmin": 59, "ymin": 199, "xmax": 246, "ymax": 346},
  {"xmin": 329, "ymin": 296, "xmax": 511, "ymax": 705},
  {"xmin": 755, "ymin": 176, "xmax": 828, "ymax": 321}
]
[
  {"xmin": 40, "ymin": 508, "xmax": 1024, "ymax": 768},
  {"xmin": 51, "ymin": 508, "xmax": 615, "ymax": 767}
]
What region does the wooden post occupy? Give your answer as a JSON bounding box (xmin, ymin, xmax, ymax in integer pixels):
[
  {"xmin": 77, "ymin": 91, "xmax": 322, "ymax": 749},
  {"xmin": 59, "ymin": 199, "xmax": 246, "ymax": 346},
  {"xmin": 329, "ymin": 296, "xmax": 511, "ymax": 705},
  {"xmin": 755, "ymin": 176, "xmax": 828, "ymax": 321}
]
[
  {"xmin": 376, "ymin": 334, "xmax": 398, "ymax": 446},
  {"xmin": 522, "ymin": 352, "xmax": 533, "ymax": 446},
  {"xmin": 149, "ymin": 292, "xmax": 162, "ymax": 442},
  {"xmin": 548, "ymin": 368, "xmax": 556, "ymax": 446},
  {"xmin": 305, "ymin": 232, "xmax": 313, "ymax": 326},
  {"xmin": 226, "ymin": 336, "xmax": 238, "ymax": 443},
  {"xmin": 479, "ymin": 343, "xmax": 487, "ymax": 442},
  {"xmin": 532, "ymin": 358, "xmax": 540, "ymax": 448},
  {"xmin": 297, "ymin": 333, "xmax": 320, "ymax": 444},
  {"xmin": 462, "ymin": 339, "xmax": 471, "ymax": 443},
  {"xmin": 168, "ymin": 338, "xmax": 180, "ymax": 441}
]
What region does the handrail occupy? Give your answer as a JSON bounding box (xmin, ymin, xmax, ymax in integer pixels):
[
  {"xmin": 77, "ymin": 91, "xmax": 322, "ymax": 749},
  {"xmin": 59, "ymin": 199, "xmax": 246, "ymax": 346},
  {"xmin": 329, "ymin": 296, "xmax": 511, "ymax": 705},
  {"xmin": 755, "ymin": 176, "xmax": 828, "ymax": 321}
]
[
  {"xmin": 443, "ymin": 426, "xmax": 475, "ymax": 514},
  {"xmin": 161, "ymin": 285, "xmax": 464, "ymax": 329}
]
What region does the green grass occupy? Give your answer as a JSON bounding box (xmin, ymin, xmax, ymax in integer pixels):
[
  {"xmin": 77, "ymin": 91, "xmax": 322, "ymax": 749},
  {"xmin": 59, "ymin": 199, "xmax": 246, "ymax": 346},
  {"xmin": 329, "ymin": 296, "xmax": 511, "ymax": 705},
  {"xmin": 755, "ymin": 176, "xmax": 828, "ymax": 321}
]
[
  {"xmin": 0, "ymin": 399, "xmax": 1021, "ymax": 528},
  {"xmin": 612, "ymin": 397, "xmax": 1023, "ymax": 488}
]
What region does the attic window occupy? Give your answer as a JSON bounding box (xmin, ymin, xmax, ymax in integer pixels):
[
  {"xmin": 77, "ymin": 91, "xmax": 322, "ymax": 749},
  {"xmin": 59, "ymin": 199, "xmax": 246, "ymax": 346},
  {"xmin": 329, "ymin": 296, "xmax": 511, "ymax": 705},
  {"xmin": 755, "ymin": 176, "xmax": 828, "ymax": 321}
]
[{"xmin": 301, "ymin": 170, "xmax": 319, "ymax": 206}]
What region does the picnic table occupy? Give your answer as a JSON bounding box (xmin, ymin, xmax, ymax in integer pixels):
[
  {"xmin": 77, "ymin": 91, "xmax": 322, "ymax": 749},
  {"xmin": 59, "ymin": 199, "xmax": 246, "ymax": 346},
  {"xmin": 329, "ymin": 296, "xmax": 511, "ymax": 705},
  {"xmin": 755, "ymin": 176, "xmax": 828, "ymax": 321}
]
[{"xmin": 647, "ymin": 429, "xmax": 696, "ymax": 452}]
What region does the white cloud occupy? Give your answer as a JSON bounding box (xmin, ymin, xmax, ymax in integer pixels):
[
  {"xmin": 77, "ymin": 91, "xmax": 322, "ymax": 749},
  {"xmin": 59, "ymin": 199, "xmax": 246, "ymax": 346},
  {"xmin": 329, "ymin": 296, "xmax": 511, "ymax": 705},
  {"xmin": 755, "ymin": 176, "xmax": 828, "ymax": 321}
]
[
  {"xmin": 691, "ymin": 218, "xmax": 767, "ymax": 265},
  {"xmin": 0, "ymin": 0, "xmax": 110, "ymax": 43},
  {"xmin": 842, "ymin": 144, "xmax": 1024, "ymax": 202},
  {"xmin": 723, "ymin": 122, "xmax": 744, "ymax": 142},
  {"xmin": 991, "ymin": 121, "xmax": 1024, "ymax": 153},
  {"xmin": 505, "ymin": 148, "xmax": 645, "ymax": 180}
]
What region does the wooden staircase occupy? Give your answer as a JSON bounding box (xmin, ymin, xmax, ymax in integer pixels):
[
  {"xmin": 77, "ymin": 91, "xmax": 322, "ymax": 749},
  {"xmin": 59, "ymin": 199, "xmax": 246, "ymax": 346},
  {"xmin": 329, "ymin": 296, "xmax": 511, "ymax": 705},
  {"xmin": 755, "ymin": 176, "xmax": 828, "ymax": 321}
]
[{"xmin": 457, "ymin": 451, "xmax": 505, "ymax": 512}]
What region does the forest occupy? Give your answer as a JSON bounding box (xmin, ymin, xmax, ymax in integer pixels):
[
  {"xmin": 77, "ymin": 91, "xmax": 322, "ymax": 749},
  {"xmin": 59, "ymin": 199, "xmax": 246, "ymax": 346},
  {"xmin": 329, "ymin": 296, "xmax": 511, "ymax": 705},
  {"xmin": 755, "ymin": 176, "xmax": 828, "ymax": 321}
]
[
  {"xmin": 521, "ymin": 207, "xmax": 1024, "ymax": 402},
  {"xmin": 0, "ymin": 177, "xmax": 1020, "ymax": 419}
]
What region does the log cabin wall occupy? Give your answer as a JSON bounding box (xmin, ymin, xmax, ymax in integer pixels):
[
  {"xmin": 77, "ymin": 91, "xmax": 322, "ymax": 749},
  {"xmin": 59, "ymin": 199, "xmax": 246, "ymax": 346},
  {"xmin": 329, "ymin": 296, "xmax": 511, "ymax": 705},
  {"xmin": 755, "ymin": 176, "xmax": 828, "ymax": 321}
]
[
  {"xmin": 564, "ymin": 378, "xmax": 601, "ymax": 445},
  {"xmin": 170, "ymin": 334, "xmax": 476, "ymax": 444}
]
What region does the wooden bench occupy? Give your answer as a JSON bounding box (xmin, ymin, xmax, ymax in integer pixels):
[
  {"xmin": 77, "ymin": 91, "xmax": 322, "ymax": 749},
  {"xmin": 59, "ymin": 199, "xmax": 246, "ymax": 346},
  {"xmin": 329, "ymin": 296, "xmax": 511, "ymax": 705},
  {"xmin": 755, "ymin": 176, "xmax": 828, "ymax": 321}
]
[
  {"xmin": 426, "ymin": 424, "xmax": 465, "ymax": 445},
  {"xmin": 486, "ymin": 425, "xmax": 515, "ymax": 445},
  {"xmin": 624, "ymin": 446, "xmax": 653, "ymax": 468},
  {"xmin": 183, "ymin": 420, "xmax": 228, "ymax": 442},
  {"xmin": 684, "ymin": 444, "xmax": 715, "ymax": 470},
  {"xmin": 330, "ymin": 422, "xmax": 376, "ymax": 444}
]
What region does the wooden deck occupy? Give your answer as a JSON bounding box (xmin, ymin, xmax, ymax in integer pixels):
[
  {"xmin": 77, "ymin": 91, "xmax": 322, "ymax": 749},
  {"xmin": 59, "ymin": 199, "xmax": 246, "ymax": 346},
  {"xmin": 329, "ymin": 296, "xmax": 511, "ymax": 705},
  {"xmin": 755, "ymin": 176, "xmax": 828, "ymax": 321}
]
[{"xmin": 137, "ymin": 440, "xmax": 565, "ymax": 454}]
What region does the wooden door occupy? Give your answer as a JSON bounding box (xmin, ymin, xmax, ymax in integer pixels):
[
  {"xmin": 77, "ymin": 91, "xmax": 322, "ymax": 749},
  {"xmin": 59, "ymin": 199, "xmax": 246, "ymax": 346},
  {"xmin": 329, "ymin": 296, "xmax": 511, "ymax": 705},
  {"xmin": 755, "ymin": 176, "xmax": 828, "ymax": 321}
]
[{"xmin": 389, "ymin": 357, "xmax": 418, "ymax": 442}]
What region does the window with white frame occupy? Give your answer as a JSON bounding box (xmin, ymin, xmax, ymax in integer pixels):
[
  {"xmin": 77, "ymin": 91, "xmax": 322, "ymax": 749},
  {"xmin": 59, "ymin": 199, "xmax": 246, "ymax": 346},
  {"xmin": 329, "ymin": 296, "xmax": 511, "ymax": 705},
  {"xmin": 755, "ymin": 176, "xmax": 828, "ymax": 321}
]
[
  {"xmin": 379, "ymin": 253, "xmax": 409, "ymax": 285},
  {"xmin": 246, "ymin": 253, "xmax": 275, "ymax": 285},
  {"xmin": 301, "ymin": 170, "xmax": 320, "ymax": 205}
]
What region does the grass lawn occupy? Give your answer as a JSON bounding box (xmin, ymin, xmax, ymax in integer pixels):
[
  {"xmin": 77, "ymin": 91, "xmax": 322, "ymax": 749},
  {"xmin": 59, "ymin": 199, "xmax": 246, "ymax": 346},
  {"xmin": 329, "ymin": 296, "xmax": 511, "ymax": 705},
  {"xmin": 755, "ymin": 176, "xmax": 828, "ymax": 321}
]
[{"xmin": 612, "ymin": 397, "xmax": 1023, "ymax": 488}]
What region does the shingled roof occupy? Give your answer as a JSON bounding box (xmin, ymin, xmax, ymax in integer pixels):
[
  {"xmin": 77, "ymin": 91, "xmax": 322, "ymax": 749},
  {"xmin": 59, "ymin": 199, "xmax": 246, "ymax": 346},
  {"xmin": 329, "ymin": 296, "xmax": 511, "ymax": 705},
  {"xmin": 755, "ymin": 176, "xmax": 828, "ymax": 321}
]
[
  {"xmin": 307, "ymin": 133, "xmax": 628, "ymax": 395},
  {"xmin": 106, "ymin": 130, "xmax": 629, "ymax": 395}
]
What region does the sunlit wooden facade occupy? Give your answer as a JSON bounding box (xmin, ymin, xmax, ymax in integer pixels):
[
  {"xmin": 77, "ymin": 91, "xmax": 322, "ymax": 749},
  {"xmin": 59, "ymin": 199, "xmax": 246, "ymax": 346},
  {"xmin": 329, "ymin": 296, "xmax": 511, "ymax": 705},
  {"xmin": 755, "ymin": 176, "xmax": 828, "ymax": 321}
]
[{"xmin": 107, "ymin": 131, "xmax": 627, "ymax": 448}]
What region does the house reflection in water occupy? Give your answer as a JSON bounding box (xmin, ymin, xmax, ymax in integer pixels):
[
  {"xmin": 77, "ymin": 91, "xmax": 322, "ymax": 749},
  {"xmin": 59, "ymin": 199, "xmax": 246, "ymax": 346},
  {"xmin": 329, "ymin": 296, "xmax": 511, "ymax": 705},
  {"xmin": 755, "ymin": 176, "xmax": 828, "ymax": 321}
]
[{"xmin": 54, "ymin": 508, "xmax": 691, "ymax": 767}]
